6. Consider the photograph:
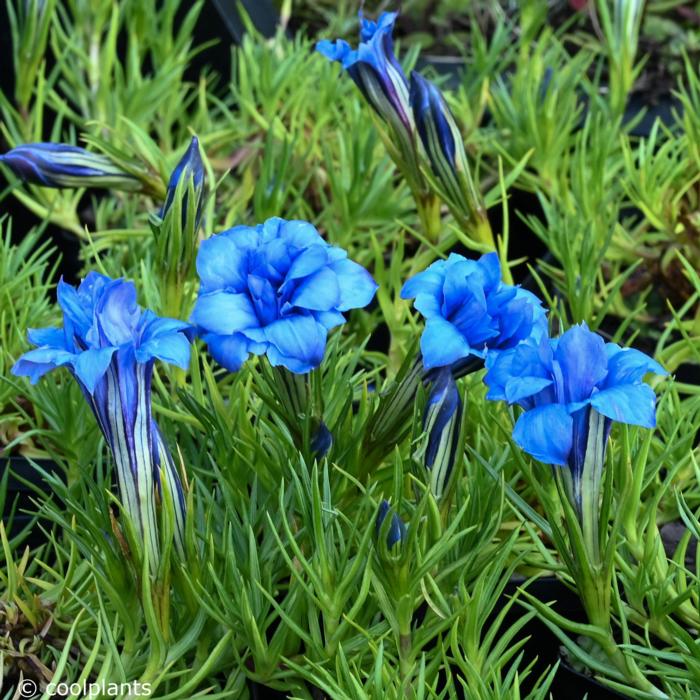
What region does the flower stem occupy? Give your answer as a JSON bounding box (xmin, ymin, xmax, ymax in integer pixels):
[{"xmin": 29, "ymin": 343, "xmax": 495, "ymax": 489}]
[
  {"xmin": 397, "ymin": 591, "xmax": 415, "ymax": 699},
  {"xmin": 472, "ymin": 210, "xmax": 496, "ymax": 249},
  {"xmin": 399, "ymin": 632, "xmax": 413, "ymax": 697},
  {"xmin": 416, "ymin": 191, "xmax": 442, "ymax": 243}
]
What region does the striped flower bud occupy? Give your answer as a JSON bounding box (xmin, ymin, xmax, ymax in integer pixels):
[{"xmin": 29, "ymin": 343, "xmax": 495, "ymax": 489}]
[
  {"xmin": 422, "ymin": 367, "xmax": 463, "ymax": 500},
  {"xmin": 376, "ymin": 499, "xmax": 406, "ymax": 549},
  {"xmin": 0, "ymin": 143, "xmax": 142, "ymax": 191},
  {"xmin": 409, "ymin": 72, "xmax": 482, "ymax": 223},
  {"xmin": 161, "ymin": 136, "xmax": 205, "ymax": 228}
]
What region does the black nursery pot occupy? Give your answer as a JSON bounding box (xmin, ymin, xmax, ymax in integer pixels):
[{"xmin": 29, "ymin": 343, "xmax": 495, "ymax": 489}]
[
  {"xmin": 248, "ymin": 681, "xmax": 295, "ymax": 700},
  {"xmin": 500, "ymin": 576, "xmax": 625, "ymax": 699},
  {"xmin": 0, "ymin": 456, "xmax": 63, "ymax": 548},
  {"xmin": 555, "ymin": 660, "xmax": 626, "ymax": 700}
]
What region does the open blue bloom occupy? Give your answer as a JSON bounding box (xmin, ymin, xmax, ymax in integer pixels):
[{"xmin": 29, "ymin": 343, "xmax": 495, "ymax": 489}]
[
  {"xmin": 422, "ymin": 367, "xmax": 462, "ymax": 500},
  {"xmin": 401, "ymin": 252, "xmax": 547, "ymax": 370},
  {"xmin": 316, "ymin": 12, "xmax": 414, "ymax": 149},
  {"xmin": 0, "ymin": 143, "xmax": 141, "ymax": 190},
  {"xmin": 376, "ymin": 499, "xmax": 406, "ymax": 549},
  {"xmin": 161, "ymin": 136, "xmax": 205, "ymax": 226},
  {"xmin": 484, "ymin": 324, "xmax": 666, "ymax": 497},
  {"xmin": 192, "ymin": 217, "xmax": 378, "ymax": 374},
  {"xmin": 12, "ymin": 273, "xmax": 191, "ymax": 567}
]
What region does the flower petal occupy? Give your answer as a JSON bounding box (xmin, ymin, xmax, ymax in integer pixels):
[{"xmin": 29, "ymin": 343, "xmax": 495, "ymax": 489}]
[
  {"xmin": 248, "ymin": 274, "xmax": 279, "ymax": 326},
  {"xmin": 420, "ymin": 318, "xmax": 470, "ymax": 369},
  {"xmin": 554, "ymin": 325, "xmax": 608, "ymax": 403},
  {"xmin": 504, "ymin": 376, "xmax": 554, "ymax": 405},
  {"xmin": 413, "ymin": 293, "xmax": 442, "ymax": 318},
  {"xmin": 72, "ymin": 346, "xmax": 117, "ymax": 393},
  {"xmin": 603, "ymin": 345, "xmax": 667, "ymax": 387},
  {"xmin": 279, "ymin": 219, "xmax": 324, "ymax": 249},
  {"xmin": 137, "ymin": 333, "xmax": 190, "ymax": 369},
  {"xmin": 139, "ymin": 313, "xmax": 192, "ymax": 342},
  {"xmin": 291, "ymin": 267, "xmax": 341, "ymax": 311},
  {"xmin": 286, "ymin": 245, "xmax": 330, "ymax": 281},
  {"xmin": 202, "ymin": 333, "xmax": 252, "ymax": 372},
  {"xmin": 265, "ymin": 316, "xmax": 327, "ymax": 373},
  {"xmin": 512, "ymin": 404, "xmax": 573, "ymax": 466},
  {"xmin": 27, "ymin": 326, "xmax": 67, "ymax": 349},
  {"xmin": 57, "ymin": 277, "xmax": 93, "ymax": 336},
  {"xmin": 12, "ymin": 347, "xmax": 75, "ymax": 384},
  {"xmin": 192, "ymin": 291, "xmax": 259, "ymax": 336},
  {"xmin": 376, "ymin": 498, "xmax": 406, "ymax": 549},
  {"xmin": 196, "ymin": 230, "xmax": 253, "ymax": 292},
  {"xmin": 331, "ymin": 258, "xmax": 378, "ymax": 311},
  {"xmin": 315, "ymin": 310, "xmax": 346, "ymax": 329},
  {"xmin": 400, "ymin": 263, "xmax": 444, "ymax": 300},
  {"xmin": 95, "ymin": 280, "xmax": 140, "ymax": 346},
  {"xmin": 443, "ymin": 258, "xmax": 484, "ymax": 315},
  {"xmin": 483, "ymin": 348, "xmax": 515, "ymax": 401},
  {"xmin": 316, "ymin": 38, "xmax": 352, "ymax": 63},
  {"xmin": 590, "ymin": 383, "xmax": 658, "ymax": 428},
  {"xmin": 476, "ymin": 252, "xmax": 501, "ymax": 291}
]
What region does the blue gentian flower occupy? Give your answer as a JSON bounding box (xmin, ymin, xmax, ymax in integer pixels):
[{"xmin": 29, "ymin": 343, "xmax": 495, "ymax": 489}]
[
  {"xmin": 316, "ymin": 12, "xmax": 414, "ymax": 151},
  {"xmin": 401, "ymin": 252, "xmax": 546, "ymax": 370},
  {"xmin": 12, "ymin": 273, "xmax": 192, "ymax": 567},
  {"xmin": 192, "ymin": 217, "xmax": 378, "ymax": 374},
  {"xmin": 422, "ymin": 367, "xmax": 463, "ymax": 500},
  {"xmin": 376, "ymin": 499, "xmax": 406, "ymax": 549},
  {"xmin": 0, "ymin": 143, "xmax": 141, "ymax": 191},
  {"xmin": 484, "ymin": 324, "xmax": 666, "ymax": 496},
  {"xmin": 161, "ymin": 136, "xmax": 205, "ymax": 226}
]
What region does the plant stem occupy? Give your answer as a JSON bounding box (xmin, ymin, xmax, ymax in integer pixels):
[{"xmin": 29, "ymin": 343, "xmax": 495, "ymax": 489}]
[
  {"xmin": 416, "ymin": 191, "xmax": 442, "ymax": 244},
  {"xmin": 399, "ymin": 631, "xmax": 413, "ymax": 699}
]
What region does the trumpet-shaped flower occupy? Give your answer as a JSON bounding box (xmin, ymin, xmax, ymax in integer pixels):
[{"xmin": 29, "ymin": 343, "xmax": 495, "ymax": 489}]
[
  {"xmin": 316, "ymin": 12, "xmax": 415, "ymax": 157},
  {"xmin": 12, "ymin": 273, "xmax": 191, "ymax": 568},
  {"xmin": 484, "ymin": 324, "xmax": 666, "ymax": 487},
  {"xmin": 0, "ymin": 143, "xmax": 141, "ymax": 191},
  {"xmin": 401, "ymin": 252, "xmax": 546, "ymax": 370},
  {"xmin": 192, "ymin": 217, "xmax": 377, "ymax": 374}
]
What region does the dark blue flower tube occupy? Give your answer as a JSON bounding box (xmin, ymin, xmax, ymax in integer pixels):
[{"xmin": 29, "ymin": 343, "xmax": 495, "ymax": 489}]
[
  {"xmin": 409, "ymin": 72, "xmax": 478, "ymax": 218},
  {"xmin": 376, "ymin": 499, "xmax": 406, "ymax": 549},
  {"xmin": 192, "ymin": 217, "xmax": 377, "ymax": 374},
  {"xmin": 310, "ymin": 420, "xmax": 333, "ymax": 458},
  {"xmin": 422, "ymin": 367, "xmax": 463, "ymax": 500},
  {"xmin": 0, "ymin": 143, "xmax": 142, "ymax": 191},
  {"xmin": 161, "ymin": 136, "xmax": 205, "ymax": 227},
  {"xmin": 316, "ymin": 12, "xmax": 417, "ymax": 166},
  {"xmin": 12, "ymin": 273, "xmax": 191, "ymax": 570},
  {"xmin": 484, "ymin": 324, "xmax": 667, "ymax": 514}
]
